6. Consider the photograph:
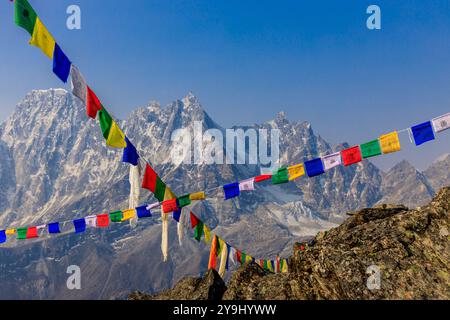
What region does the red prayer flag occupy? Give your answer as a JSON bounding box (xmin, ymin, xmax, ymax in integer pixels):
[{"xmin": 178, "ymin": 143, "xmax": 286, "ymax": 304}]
[
  {"xmin": 96, "ymin": 214, "xmax": 110, "ymax": 228},
  {"xmin": 190, "ymin": 212, "xmax": 200, "ymax": 228},
  {"xmin": 26, "ymin": 226, "xmax": 38, "ymax": 239},
  {"xmin": 162, "ymin": 199, "xmax": 179, "ymax": 213},
  {"xmin": 254, "ymin": 174, "xmax": 272, "ymax": 183},
  {"xmin": 341, "ymin": 146, "xmax": 362, "ymax": 166},
  {"xmin": 86, "ymin": 86, "xmax": 103, "ymax": 119},
  {"xmin": 142, "ymin": 163, "xmax": 157, "ymax": 192},
  {"xmin": 236, "ymin": 250, "xmax": 242, "ymax": 263}
]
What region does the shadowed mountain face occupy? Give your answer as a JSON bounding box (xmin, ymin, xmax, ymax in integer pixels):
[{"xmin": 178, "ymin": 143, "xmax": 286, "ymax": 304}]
[{"xmin": 0, "ymin": 89, "xmax": 448, "ymax": 299}]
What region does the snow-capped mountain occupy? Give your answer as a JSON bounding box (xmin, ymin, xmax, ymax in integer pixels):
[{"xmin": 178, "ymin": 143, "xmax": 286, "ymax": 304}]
[{"xmin": 0, "ymin": 89, "xmax": 447, "ymax": 299}]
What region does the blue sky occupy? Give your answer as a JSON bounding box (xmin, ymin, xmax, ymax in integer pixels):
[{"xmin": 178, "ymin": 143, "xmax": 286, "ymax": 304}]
[{"xmin": 0, "ymin": 0, "xmax": 449, "ymax": 170}]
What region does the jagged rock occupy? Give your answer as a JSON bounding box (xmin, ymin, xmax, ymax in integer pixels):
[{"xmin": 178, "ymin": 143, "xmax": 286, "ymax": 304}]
[{"xmin": 129, "ymin": 269, "xmax": 226, "ymax": 300}]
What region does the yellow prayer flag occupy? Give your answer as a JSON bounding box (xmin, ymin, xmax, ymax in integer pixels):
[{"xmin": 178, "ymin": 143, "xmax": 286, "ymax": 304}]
[
  {"xmin": 106, "ymin": 121, "xmax": 127, "ymax": 148},
  {"xmin": 379, "ymin": 131, "xmax": 401, "ymax": 154},
  {"xmin": 245, "ymin": 255, "xmax": 253, "ymax": 263},
  {"xmin": 217, "ymin": 237, "xmax": 226, "ymax": 256},
  {"xmin": 6, "ymin": 229, "xmax": 16, "ymax": 235},
  {"xmin": 203, "ymin": 225, "xmax": 211, "ymax": 244},
  {"xmin": 121, "ymin": 209, "xmax": 136, "ymax": 221},
  {"xmin": 281, "ymin": 259, "xmax": 288, "ymax": 273},
  {"xmin": 29, "ymin": 17, "xmax": 55, "ymax": 59},
  {"xmin": 189, "ymin": 191, "xmax": 206, "ymax": 201},
  {"xmin": 164, "ymin": 187, "xmax": 176, "ymax": 201},
  {"xmin": 288, "ymin": 163, "xmax": 305, "ymax": 181}
]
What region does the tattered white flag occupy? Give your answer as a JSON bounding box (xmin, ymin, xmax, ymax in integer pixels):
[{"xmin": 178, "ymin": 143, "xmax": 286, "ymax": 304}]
[
  {"xmin": 432, "ymin": 113, "xmax": 450, "ymax": 133},
  {"xmin": 322, "ymin": 152, "xmax": 342, "ymax": 171}
]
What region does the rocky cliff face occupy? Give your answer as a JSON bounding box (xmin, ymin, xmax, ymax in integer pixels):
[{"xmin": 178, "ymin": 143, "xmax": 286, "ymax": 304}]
[{"xmin": 132, "ymin": 187, "xmax": 450, "ymax": 300}]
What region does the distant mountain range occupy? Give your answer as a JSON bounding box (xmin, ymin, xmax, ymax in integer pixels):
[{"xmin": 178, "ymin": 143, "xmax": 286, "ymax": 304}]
[{"xmin": 0, "ymin": 89, "xmax": 448, "ymax": 299}]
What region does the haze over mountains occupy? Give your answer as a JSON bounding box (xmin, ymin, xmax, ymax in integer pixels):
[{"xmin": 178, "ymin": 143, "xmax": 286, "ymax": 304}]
[{"xmin": 0, "ymin": 89, "xmax": 448, "ymax": 299}]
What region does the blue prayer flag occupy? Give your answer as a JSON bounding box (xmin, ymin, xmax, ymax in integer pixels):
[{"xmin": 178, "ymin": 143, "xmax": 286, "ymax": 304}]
[
  {"xmin": 48, "ymin": 222, "xmax": 60, "ymax": 234},
  {"xmin": 136, "ymin": 205, "xmax": 152, "ymax": 218},
  {"xmin": 411, "ymin": 121, "xmax": 435, "ymax": 146},
  {"xmin": 173, "ymin": 209, "xmax": 181, "ymax": 222},
  {"xmin": 304, "ymin": 158, "xmax": 325, "ymax": 177},
  {"xmin": 122, "ymin": 137, "xmax": 140, "ymax": 166},
  {"xmin": 0, "ymin": 230, "xmax": 6, "ymax": 244},
  {"xmin": 52, "ymin": 44, "xmax": 71, "ymax": 83},
  {"xmin": 73, "ymin": 218, "xmax": 86, "ymax": 233},
  {"xmin": 270, "ymin": 260, "xmax": 275, "ymax": 271},
  {"xmin": 223, "ymin": 182, "xmax": 240, "ymax": 200},
  {"xmin": 225, "ymin": 244, "xmax": 231, "ymax": 270}
]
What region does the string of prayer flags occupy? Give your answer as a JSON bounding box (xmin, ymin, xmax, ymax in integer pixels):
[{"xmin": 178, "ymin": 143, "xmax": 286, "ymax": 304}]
[
  {"xmin": 288, "ymin": 164, "xmax": 305, "ymax": 181},
  {"xmin": 189, "ymin": 191, "xmax": 206, "ymax": 201},
  {"xmin": 86, "ymin": 87, "xmax": 103, "ymax": 119},
  {"xmin": 304, "ymin": 158, "xmax": 325, "ymax": 177},
  {"xmin": 96, "ymin": 214, "xmax": 110, "ymax": 227},
  {"xmin": 380, "ymin": 131, "xmax": 401, "ymax": 154},
  {"xmin": 341, "ymin": 146, "xmax": 362, "ymax": 166},
  {"xmin": 360, "ymin": 139, "xmax": 382, "ymax": 159},
  {"xmin": 14, "ymin": 0, "xmax": 37, "ymax": 36},
  {"xmin": 123, "ymin": 138, "xmax": 140, "ymax": 166},
  {"xmin": 29, "ymin": 17, "xmax": 55, "ymax": 59},
  {"xmin": 177, "ymin": 195, "xmax": 191, "ymax": 208},
  {"xmin": 70, "ymin": 65, "xmax": 87, "ymax": 104},
  {"xmin": 239, "ymin": 178, "xmax": 255, "ymax": 191},
  {"xmin": 48, "ymin": 222, "xmax": 60, "ymax": 234},
  {"xmin": 254, "ymin": 174, "xmax": 272, "ymax": 183},
  {"xmin": 411, "ymin": 121, "xmax": 435, "ymax": 146},
  {"xmin": 73, "ymin": 219, "xmax": 86, "ymax": 233},
  {"xmin": 109, "ymin": 211, "xmax": 123, "ymax": 223},
  {"xmin": 323, "ymin": 152, "xmax": 342, "ymax": 171},
  {"xmin": 223, "ymin": 182, "xmax": 240, "ymax": 200},
  {"xmin": 52, "ymin": 44, "xmax": 71, "ymax": 83},
  {"xmin": 432, "ymin": 113, "xmax": 450, "ymax": 133},
  {"xmin": 272, "ymin": 167, "xmax": 289, "ymax": 184},
  {"xmin": 162, "ymin": 199, "xmax": 179, "ymax": 213},
  {"xmin": 0, "ymin": 231, "xmax": 6, "ymax": 244}
]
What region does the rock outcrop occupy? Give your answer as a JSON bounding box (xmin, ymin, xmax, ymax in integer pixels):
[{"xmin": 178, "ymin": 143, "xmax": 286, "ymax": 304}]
[{"xmin": 133, "ymin": 187, "xmax": 450, "ymax": 300}]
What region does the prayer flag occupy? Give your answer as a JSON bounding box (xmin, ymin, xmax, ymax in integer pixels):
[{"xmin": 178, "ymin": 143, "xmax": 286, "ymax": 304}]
[
  {"xmin": 106, "ymin": 121, "xmax": 127, "ymax": 148},
  {"xmin": 241, "ymin": 252, "xmax": 247, "ymax": 264},
  {"xmin": 190, "ymin": 212, "xmax": 200, "ymax": 228},
  {"xmin": 17, "ymin": 228, "xmax": 27, "ymax": 240},
  {"xmin": 177, "ymin": 195, "xmax": 191, "ymax": 208},
  {"xmin": 98, "ymin": 108, "xmax": 113, "ymax": 140},
  {"xmin": 48, "ymin": 222, "xmax": 60, "ymax": 234},
  {"xmin": 225, "ymin": 244, "xmax": 231, "ymax": 270},
  {"xmin": 323, "ymin": 152, "xmax": 342, "ymax": 171},
  {"xmin": 194, "ymin": 220, "xmax": 204, "ymax": 242},
  {"xmin": 70, "ymin": 65, "xmax": 87, "ymax": 104},
  {"xmin": 109, "ymin": 211, "xmax": 123, "ymax": 223},
  {"xmin": 208, "ymin": 235, "xmax": 219, "ymax": 270},
  {"xmin": 29, "ymin": 17, "xmax": 55, "ymax": 59},
  {"xmin": 164, "ymin": 186, "xmax": 176, "ymax": 201},
  {"xmin": 86, "ymin": 86, "xmax": 103, "ymax": 119},
  {"xmin": 380, "ymin": 131, "xmax": 401, "ymax": 154},
  {"xmin": 304, "ymin": 158, "xmax": 325, "ymax": 177},
  {"xmin": 121, "ymin": 209, "xmax": 136, "ymax": 221},
  {"xmin": 6, "ymin": 229, "xmax": 16, "ymax": 236},
  {"xmin": 136, "ymin": 205, "xmax": 152, "ymax": 219},
  {"xmin": 189, "ymin": 191, "xmax": 206, "ymax": 201},
  {"xmin": 360, "ymin": 139, "xmax": 382, "ymax": 159},
  {"xmin": 173, "ymin": 209, "xmax": 181, "ymax": 222},
  {"xmin": 123, "ymin": 137, "xmax": 139, "ymax": 166},
  {"xmin": 236, "ymin": 250, "xmax": 242, "ymax": 264},
  {"xmin": 254, "ymin": 174, "xmax": 272, "ymax": 183},
  {"xmin": 223, "ymin": 182, "xmax": 240, "ymax": 200},
  {"xmin": 239, "ymin": 178, "xmax": 255, "ymax": 191},
  {"xmin": 432, "ymin": 113, "xmax": 450, "ymax": 133},
  {"xmin": 52, "ymin": 44, "xmax": 71, "ymax": 83},
  {"xmin": 288, "ymin": 164, "xmax": 305, "ymax": 181},
  {"xmin": 411, "ymin": 121, "xmax": 435, "ymax": 146},
  {"xmin": 272, "ymin": 167, "xmax": 289, "ymax": 184},
  {"xmin": 96, "ymin": 214, "xmax": 110, "ymax": 227},
  {"xmin": 73, "ymin": 219, "xmax": 86, "ymax": 233},
  {"xmin": 203, "ymin": 225, "xmax": 211, "ymax": 243},
  {"xmin": 263, "ymin": 260, "xmax": 268, "ymax": 270},
  {"xmin": 162, "ymin": 199, "xmax": 179, "ymax": 213},
  {"xmin": 0, "ymin": 230, "xmax": 6, "ymax": 244},
  {"xmin": 14, "ymin": 0, "xmax": 37, "ymax": 36},
  {"xmin": 85, "ymin": 215, "xmax": 97, "ymax": 228},
  {"xmin": 341, "ymin": 146, "xmax": 362, "ymax": 166},
  {"xmin": 142, "ymin": 164, "xmax": 167, "ymax": 202}
]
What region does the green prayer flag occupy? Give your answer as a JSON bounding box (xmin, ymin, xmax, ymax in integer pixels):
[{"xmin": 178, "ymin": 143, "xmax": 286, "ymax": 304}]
[
  {"xmin": 14, "ymin": 0, "xmax": 37, "ymax": 36},
  {"xmin": 360, "ymin": 139, "xmax": 382, "ymax": 159},
  {"xmin": 194, "ymin": 220, "xmax": 204, "ymax": 242},
  {"xmin": 154, "ymin": 177, "xmax": 166, "ymax": 202},
  {"xmin": 272, "ymin": 167, "xmax": 289, "ymax": 185},
  {"xmin": 241, "ymin": 252, "xmax": 247, "ymax": 264},
  {"xmin": 110, "ymin": 211, "xmax": 123, "ymax": 222},
  {"xmin": 178, "ymin": 194, "xmax": 191, "ymax": 208},
  {"xmin": 263, "ymin": 260, "xmax": 268, "ymax": 270},
  {"xmin": 17, "ymin": 227, "xmax": 27, "ymax": 240},
  {"xmin": 98, "ymin": 108, "xmax": 113, "ymax": 140}
]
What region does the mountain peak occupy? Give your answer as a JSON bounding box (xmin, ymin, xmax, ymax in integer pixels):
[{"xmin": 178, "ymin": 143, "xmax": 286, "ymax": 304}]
[{"xmin": 182, "ymin": 91, "xmax": 200, "ymax": 108}]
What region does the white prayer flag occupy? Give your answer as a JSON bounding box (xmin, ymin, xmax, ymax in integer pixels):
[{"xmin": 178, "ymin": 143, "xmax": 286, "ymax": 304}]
[
  {"xmin": 323, "ymin": 152, "xmax": 342, "ymax": 171},
  {"xmin": 229, "ymin": 247, "xmax": 236, "ymax": 265},
  {"xmin": 70, "ymin": 64, "xmax": 87, "ymax": 104},
  {"xmin": 147, "ymin": 202, "xmax": 160, "ymax": 210},
  {"xmin": 239, "ymin": 178, "xmax": 255, "ymax": 191},
  {"xmin": 85, "ymin": 215, "xmax": 97, "ymax": 228},
  {"xmin": 432, "ymin": 113, "xmax": 450, "ymax": 133}
]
